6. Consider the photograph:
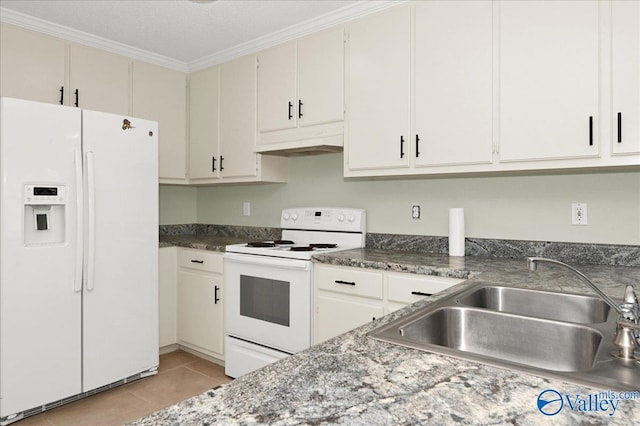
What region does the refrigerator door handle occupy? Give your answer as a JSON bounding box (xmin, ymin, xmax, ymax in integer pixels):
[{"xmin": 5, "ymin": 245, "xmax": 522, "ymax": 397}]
[
  {"xmin": 74, "ymin": 150, "xmax": 83, "ymax": 293},
  {"xmin": 85, "ymin": 151, "xmax": 96, "ymax": 291}
]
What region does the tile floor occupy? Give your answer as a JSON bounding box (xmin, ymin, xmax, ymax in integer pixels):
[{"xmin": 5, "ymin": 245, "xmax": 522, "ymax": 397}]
[{"xmin": 15, "ymin": 350, "xmax": 232, "ymax": 426}]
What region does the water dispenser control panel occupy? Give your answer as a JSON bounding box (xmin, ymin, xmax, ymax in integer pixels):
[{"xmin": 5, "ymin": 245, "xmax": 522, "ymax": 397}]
[{"xmin": 24, "ymin": 185, "xmax": 66, "ymax": 205}]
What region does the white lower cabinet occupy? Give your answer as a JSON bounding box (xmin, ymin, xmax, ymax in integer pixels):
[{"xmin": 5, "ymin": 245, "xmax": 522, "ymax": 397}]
[
  {"xmin": 159, "ymin": 248, "xmax": 224, "ymax": 360},
  {"xmin": 314, "ymin": 264, "xmax": 464, "ymax": 344}
]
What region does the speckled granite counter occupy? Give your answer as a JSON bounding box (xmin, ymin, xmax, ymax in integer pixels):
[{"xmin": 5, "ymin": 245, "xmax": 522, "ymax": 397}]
[
  {"xmin": 133, "ymin": 251, "xmax": 640, "ymax": 425},
  {"xmin": 159, "ymin": 234, "xmax": 251, "ymax": 251}
]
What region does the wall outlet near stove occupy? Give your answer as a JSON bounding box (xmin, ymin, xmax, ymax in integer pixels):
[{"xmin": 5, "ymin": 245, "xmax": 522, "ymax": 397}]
[
  {"xmin": 243, "ymin": 201, "xmax": 251, "ymax": 217},
  {"xmin": 571, "ymin": 203, "xmax": 587, "ymax": 225},
  {"xmin": 411, "ymin": 204, "xmax": 421, "ymax": 220}
]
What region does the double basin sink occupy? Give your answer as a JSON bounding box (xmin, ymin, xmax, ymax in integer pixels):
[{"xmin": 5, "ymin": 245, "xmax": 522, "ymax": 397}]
[{"xmin": 369, "ymin": 282, "xmax": 640, "ymax": 391}]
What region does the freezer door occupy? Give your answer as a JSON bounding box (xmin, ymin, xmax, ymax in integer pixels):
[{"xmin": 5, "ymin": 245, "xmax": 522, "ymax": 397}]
[
  {"xmin": 81, "ymin": 110, "xmax": 159, "ymax": 391},
  {"xmin": 0, "ymin": 98, "xmax": 82, "ymax": 417}
]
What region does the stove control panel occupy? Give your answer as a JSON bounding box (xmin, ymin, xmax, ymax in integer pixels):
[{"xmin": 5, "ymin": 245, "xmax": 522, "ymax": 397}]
[{"xmin": 281, "ymin": 207, "xmax": 366, "ymax": 232}]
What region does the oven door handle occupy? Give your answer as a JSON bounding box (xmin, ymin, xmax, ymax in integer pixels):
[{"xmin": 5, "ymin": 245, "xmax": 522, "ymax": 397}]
[{"xmin": 224, "ymin": 252, "xmax": 311, "ymax": 270}]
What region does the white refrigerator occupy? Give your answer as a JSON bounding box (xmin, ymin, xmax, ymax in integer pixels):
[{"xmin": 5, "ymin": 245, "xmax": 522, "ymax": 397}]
[{"xmin": 0, "ymin": 97, "xmax": 159, "ymax": 423}]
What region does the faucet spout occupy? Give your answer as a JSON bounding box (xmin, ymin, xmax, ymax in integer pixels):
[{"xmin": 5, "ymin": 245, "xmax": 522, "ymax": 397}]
[{"xmin": 526, "ymin": 257, "xmax": 623, "ymax": 315}]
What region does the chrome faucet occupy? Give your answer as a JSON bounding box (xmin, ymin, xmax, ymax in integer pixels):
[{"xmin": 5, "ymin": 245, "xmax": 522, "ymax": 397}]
[{"xmin": 527, "ymin": 257, "xmax": 639, "ymax": 360}]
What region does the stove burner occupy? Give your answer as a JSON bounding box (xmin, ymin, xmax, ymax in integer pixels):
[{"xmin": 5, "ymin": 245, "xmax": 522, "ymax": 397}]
[
  {"xmin": 246, "ymin": 242, "xmax": 276, "ymax": 248},
  {"xmin": 290, "ymin": 246, "xmax": 315, "ymax": 252},
  {"xmin": 310, "ymin": 243, "xmax": 338, "ymax": 249},
  {"xmin": 274, "ymin": 240, "xmax": 295, "ymax": 245}
]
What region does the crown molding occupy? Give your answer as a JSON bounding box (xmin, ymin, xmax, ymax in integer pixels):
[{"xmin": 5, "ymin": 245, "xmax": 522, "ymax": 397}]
[
  {"xmin": 188, "ymin": 1, "xmax": 404, "ymax": 72},
  {"xmin": 0, "ymin": 7, "xmax": 190, "ymax": 72},
  {"xmin": 1, "ymin": 1, "xmax": 404, "ymax": 74}
]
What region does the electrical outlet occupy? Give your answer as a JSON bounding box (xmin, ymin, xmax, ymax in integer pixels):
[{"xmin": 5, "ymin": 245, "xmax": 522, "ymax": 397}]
[
  {"xmin": 571, "ymin": 203, "xmax": 587, "ymax": 225},
  {"xmin": 243, "ymin": 201, "xmax": 251, "ymax": 217},
  {"xmin": 411, "ymin": 204, "xmax": 421, "ymax": 220}
]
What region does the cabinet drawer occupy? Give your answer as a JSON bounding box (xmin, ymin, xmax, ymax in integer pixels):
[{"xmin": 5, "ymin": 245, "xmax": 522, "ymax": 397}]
[
  {"xmin": 178, "ymin": 249, "xmax": 223, "ymax": 273},
  {"xmin": 386, "ymin": 273, "xmax": 463, "ymax": 305},
  {"xmin": 316, "ymin": 265, "xmax": 383, "ymax": 300}
]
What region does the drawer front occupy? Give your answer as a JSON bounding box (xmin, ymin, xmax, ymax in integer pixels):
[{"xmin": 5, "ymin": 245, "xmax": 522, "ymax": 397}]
[
  {"xmin": 316, "ymin": 265, "xmax": 383, "ymax": 300},
  {"xmin": 178, "ymin": 249, "xmax": 223, "ymax": 273},
  {"xmin": 386, "ymin": 273, "xmax": 463, "ymax": 304}
]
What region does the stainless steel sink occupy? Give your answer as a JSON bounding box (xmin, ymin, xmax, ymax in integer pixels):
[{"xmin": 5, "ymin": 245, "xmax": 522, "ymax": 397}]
[
  {"xmin": 457, "ymin": 285, "xmax": 610, "ymax": 323},
  {"xmin": 398, "ymin": 307, "xmax": 602, "ymax": 372},
  {"xmin": 369, "ymin": 282, "xmax": 640, "ymax": 391}
]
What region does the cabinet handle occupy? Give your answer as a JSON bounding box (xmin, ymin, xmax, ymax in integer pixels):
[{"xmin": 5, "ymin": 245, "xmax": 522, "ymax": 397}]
[
  {"xmin": 288, "ymin": 101, "xmax": 293, "ymax": 120},
  {"xmin": 59, "ymin": 86, "xmax": 64, "ymax": 105},
  {"xmin": 617, "ymin": 112, "xmax": 622, "ymax": 143},
  {"xmin": 190, "ymin": 259, "xmax": 204, "ymax": 264},
  {"xmin": 588, "ymin": 116, "xmax": 593, "ymax": 146},
  {"xmin": 220, "ymin": 156, "xmax": 224, "ymax": 171},
  {"xmin": 372, "ymin": 317, "xmax": 376, "ymax": 321},
  {"xmin": 335, "ymin": 280, "xmax": 356, "ymax": 286},
  {"xmin": 415, "ymin": 134, "xmax": 420, "ymax": 158},
  {"xmin": 298, "ymin": 99, "xmax": 303, "ymax": 119},
  {"xmin": 411, "ymin": 291, "xmax": 433, "ymax": 297},
  {"xmin": 74, "ymin": 89, "xmax": 79, "ymax": 107},
  {"xmin": 400, "ymin": 136, "xmax": 405, "ymax": 158},
  {"xmin": 214, "ymin": 285, "xmax": 220, "ymax": 304},
  {"xmin": 212, "ymin": 156, "xmax": 216, "ymax": 172}
]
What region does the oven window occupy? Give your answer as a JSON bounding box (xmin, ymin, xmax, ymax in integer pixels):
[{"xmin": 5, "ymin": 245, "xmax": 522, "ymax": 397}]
[{"xmin": 240, "ymin": 275, "xmax": 290, "ymax": 327}]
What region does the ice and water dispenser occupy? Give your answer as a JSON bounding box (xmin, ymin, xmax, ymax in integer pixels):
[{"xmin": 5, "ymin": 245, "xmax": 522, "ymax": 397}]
[{"xmin": 23, "ymin": 184, "xmax": 66, "ymax": 245}]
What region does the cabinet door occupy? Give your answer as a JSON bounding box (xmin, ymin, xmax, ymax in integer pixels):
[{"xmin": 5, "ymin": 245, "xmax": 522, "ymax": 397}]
[
  {"xmin": 257, "ymin": 43, "xmax": 297, "ymax": 132},
  {"xmin": 414, "ymin": 1, "xmax": 493, "ymax": 167},
  {"xmin": 69, "ymin": 44, "xmax": 129, "ymax": 115},
  {"xmin": 219, "ymin": 55, "xmax": 259, "ymax": 178},
  {"xmin": 611, "ymin": 0, "xmax": 640, "ymax": 155},
  {"xmin": 189, "ymin": 67, "xmax": 220, "ymax": 179},
  {"xmin": 498, "ymin": 1, "xmax": 600, "ymax": 161},
  {"xmin": 0, "ymin": 24, "xmax": 66, "ymax": 105},
  {"xmin": 177, "ymin": 271, "xmax": 223, "ymax": 356},
  {"xmin": 316, "ymin": 294, "xmax": 384, "ymax": 344},
  {"xmin": 132, "ymin": 61, "xmax": 187, "ymax": 180},
  {"xmin": 347, "ymin": 5, "xmax": 411, "ymax": 171},
  {"xmin": 297, "ymin": 28, "xmax": 345, "ymax": 127}
]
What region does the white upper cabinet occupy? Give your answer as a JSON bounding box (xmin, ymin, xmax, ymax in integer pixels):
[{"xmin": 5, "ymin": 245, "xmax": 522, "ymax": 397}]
[
  {"xmin": 257, "ymin": 43, "xmax": 298, "ymax": 132},
  {"xmin": 611, "ymin": 0, "xmax": 640, "ymax": 155},
  {"xmin": 219, "ymin": 55, "xmax": 261, "ymax": 178},
  {"xmin": 0, "ymin": 24, "xmax": 66, "ymax": 105},
  {"xmin": 498, "ymin": 1, "xmax": 601, "ymax": 162},
  {"xmin": 413, "ymin": 0, "xmax": 493, "ymax": 167},
  {"xmin": 132, "ymin": 61, "xmax": 187, "ymax": 182},
  {"xmin": 297, "ymin": 28, "xmax": 345, "ymax": 128},
  {"xmin": 256, "ymin": 27, "xmax": 345, "ymax": 153},
  {"xmin": 0, "ymin": 24, "xmax": 129, "ymax": 115},
  {"xmin": 189, "ymin": 66, "xmax": 220, "ymax": 180},
  {"xmin": 69, "ymin": 44, "xmax": 130, "ymax": 115},
  {"xmin": 346, "ymin": 5, "xmax": 412, "ymax": 171}
]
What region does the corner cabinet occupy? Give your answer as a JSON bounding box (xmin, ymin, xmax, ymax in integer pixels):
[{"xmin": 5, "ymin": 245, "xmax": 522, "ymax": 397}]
[
  {"xmin": 256, "ymin": 27, "xmax": 345, "ymax": 154},
  {"xmin": 313, "ymin": 264, "xmax": 464, "ymax": 344},
  {"xmin": 176, "ymin": 249, "xmax": 224, "ymax": 360},
  {"xmin": 132, "ymin": 61, "xmax": 187, "ymax": 183},
  {"xmin": 187, "ymin": 56, "xmax": 288, "ymax": 184}
]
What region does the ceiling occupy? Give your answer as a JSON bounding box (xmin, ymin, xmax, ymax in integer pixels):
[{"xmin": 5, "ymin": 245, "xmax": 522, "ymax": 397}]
[{"xmin": 0, "ymin": 0, "xmax": 392, "ymax": 72}]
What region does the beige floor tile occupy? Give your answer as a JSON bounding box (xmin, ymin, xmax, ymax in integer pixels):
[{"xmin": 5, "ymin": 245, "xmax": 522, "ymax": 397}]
[{"xmin": 13, "ymin": 351, "xmax": 229, "ymax": 426}]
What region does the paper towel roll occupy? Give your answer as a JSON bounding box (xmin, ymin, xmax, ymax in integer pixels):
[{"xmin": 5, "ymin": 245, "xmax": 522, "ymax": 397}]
[{"xmin": 449, "ymin": 208, "xmax": 465, "ymax": 257}]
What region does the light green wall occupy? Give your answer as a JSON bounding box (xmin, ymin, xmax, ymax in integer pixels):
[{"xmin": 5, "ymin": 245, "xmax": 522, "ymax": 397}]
[
  {"xmin": 159, "ymin": 185, "xmax": 197, "ymax": 225},
  {"xmin": 161, "ymin": 154, "xmax": 640, "ymax": 245}
]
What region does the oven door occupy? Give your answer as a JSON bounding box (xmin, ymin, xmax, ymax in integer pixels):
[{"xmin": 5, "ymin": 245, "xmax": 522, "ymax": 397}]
[{"xmin": 224, "ymin": 252, "xmax": 312, "ymax": 354}]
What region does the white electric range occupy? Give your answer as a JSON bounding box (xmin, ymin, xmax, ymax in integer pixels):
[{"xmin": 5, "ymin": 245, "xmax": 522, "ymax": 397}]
[{"xmin": 223, "ymin": 207, "xmax": 366, "ymax": 378}]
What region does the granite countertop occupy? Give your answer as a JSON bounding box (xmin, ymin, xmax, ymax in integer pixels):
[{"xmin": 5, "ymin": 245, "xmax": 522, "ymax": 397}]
[
  {"xmin": 133, "ymin": 247, "xmax": 640, "ymax": 425},
  {"xmin": 159, "ymin": 234, "xmax": 253, "ymax": 251}
]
